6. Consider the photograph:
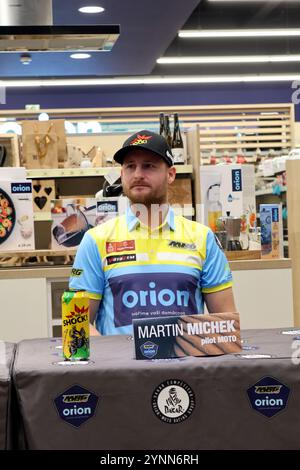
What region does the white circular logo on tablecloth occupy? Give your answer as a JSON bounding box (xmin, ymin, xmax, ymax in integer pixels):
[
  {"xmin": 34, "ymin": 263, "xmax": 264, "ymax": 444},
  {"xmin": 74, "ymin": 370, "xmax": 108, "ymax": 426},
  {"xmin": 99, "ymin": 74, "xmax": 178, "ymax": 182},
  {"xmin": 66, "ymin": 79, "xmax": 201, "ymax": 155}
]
[{"xmin": 152, "ymin": 379, "xmax": 195, "ymax": 424}]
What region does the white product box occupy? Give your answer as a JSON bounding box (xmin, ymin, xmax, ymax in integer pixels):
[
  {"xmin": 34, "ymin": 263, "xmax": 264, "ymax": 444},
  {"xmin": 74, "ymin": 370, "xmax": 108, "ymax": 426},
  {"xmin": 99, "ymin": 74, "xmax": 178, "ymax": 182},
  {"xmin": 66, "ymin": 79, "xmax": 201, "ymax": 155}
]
[
  {"xmin": 0, "ymin": 179, "xmax": 35, "ymax": 251},
  {"xmin": 200, "ymin": 164, "xmax": 256, "ymax": 244},
  {"xmin": 51, "ymin": 196, "xmax": 127, "ymax": 250},
  {"xmin": 51, "ymin": 198, "xmax": 96, "ymax": 250},
  {"xmin": 96, "ymin": 195, "xmax": 127, "ymax": 224},
  {"xmin": 0, "ymin": 167, "xmax": 27, "ymax": 180},
  {"xmin": 51, "ymin": 198, "xmax": 97, "ymax": 250},
  {"xmin": 260, "ymin": 203, "xmax": 284, "ymax": 259}
]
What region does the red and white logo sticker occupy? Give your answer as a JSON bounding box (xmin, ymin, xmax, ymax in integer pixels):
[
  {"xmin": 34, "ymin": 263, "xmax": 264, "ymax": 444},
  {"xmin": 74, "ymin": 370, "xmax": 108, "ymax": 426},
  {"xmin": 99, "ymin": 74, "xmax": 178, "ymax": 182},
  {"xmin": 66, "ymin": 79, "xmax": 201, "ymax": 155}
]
[{"xmin": 106, "ymin": 240, "xmax": 135, "ymax": 253}]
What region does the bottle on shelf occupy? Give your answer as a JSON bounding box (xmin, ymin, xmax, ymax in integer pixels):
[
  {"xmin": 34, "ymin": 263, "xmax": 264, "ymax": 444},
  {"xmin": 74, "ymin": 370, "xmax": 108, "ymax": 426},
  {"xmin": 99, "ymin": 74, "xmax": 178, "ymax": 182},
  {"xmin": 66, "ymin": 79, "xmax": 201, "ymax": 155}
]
[
  {"xmin": 236, "ymin": 148, "xmax": 246, "ymax": 164},
  {"xmin": 171, "ymin": 113, "xmax": 186, "ymax": 165},
  {"xmin": 256, "ymin": 148, "xmax": 262, "ymax": 164},
  {"xmin": 207, "ymin": 183, "xmax": 222, "ymax": 232},
  {"xmin": 223, "ymin": 151, "xmax": 232, "ymax": 164},
  {"xmin": 159, "ymin": 113, "xmax": 165, "ymax": 135},
  {"xmin": 164, "ymin": 115, "xmax": 172, "ymax": 148},
  {"xmin": 209, "ymin": 149, "xmax": 217, "ymax": 165}
]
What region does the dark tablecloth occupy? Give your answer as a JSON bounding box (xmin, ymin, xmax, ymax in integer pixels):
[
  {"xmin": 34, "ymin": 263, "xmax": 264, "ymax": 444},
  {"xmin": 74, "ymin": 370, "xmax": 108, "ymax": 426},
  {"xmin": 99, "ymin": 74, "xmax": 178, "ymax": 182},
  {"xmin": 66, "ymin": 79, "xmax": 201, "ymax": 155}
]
[
  {"xmin": 0, "ymin": 342, "xmax": 15, "ymax": 449},
  {"xmin": 13, "ymin": 328, "xmax": 300, "ymax": 450}
]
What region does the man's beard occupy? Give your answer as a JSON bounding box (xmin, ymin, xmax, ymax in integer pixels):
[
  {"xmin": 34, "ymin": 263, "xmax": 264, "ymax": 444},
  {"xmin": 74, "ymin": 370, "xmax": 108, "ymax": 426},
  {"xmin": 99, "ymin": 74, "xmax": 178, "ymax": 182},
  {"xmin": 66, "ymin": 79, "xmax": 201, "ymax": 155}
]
[{"xmin": 123, "ymin": 188, "xmax": 167, "ymax": 207}]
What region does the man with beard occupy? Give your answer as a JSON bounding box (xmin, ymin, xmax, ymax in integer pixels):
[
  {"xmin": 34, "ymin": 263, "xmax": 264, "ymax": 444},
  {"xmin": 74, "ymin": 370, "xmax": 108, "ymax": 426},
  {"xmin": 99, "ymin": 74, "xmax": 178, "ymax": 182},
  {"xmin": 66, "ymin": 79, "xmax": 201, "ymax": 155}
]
[{"xmin": 69, "ymin": 130, "xmax": 235, "ymax": 336}]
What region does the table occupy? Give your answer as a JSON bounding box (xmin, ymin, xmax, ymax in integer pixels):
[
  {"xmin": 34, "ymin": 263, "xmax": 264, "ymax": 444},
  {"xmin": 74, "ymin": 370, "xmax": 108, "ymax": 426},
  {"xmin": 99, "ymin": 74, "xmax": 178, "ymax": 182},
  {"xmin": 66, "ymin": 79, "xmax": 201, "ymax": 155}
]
[
  {"xmin": 0, "ymin": 342, "xmax": 15, "ymax": 449},
  {"xmin": 13, "ymin": 329, "xmax": 300, "ymax": 450}
]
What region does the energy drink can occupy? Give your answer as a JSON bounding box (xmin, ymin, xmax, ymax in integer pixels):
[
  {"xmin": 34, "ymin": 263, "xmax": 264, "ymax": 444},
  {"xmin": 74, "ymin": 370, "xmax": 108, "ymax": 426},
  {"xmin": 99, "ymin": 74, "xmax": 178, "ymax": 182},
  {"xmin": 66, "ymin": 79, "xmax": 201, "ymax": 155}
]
[{"xmin": 62, "ymin": 289, "xmax": 90, "ymax": 361}]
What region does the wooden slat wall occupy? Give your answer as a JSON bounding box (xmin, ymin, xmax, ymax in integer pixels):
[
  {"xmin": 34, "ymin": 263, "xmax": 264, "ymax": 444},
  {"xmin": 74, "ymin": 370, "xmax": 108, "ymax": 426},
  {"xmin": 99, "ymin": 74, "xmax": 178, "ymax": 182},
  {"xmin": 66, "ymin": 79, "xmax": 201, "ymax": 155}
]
[
  {"xmin": 186, "ymin": 104, "xmax": 294, "ymax": 223},
  {"xmin": 195, "ymin": 104, "xmax": 293, "ymax": 159}
]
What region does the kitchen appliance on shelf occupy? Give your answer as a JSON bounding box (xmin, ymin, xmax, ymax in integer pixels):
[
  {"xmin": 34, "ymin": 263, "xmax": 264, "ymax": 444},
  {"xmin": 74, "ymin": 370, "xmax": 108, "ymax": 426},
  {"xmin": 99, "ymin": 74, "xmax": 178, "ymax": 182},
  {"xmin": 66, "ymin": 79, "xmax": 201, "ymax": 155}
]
[{"xmin": 217, "ymin": 212, "xmax": 242, "ymax": 251}]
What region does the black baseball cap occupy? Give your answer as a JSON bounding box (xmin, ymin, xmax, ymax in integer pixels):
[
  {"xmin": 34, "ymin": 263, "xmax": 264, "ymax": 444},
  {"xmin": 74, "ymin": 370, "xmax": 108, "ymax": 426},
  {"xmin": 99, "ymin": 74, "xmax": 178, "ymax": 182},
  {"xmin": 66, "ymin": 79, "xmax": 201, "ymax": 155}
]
[{"xmin": 113, "ymin": 130, "xmax": 174, "ymax": 167}]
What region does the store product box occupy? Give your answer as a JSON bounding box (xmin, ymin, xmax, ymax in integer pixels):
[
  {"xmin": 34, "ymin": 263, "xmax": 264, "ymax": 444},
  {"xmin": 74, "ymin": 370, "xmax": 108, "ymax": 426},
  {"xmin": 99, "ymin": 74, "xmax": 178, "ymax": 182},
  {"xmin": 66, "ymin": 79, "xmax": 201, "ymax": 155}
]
[
  {"xmin": 200, "ymin": 164, "xmax": 256, "ymax": 239},
  {"xmin": 51, "ymin": 196, "xmax": 126, "ymax": 250},
  {"xmin": 0, "ymin": 167, "xmax": 26, "ymax": 180},
  {"xmin": 32, "ymin": 179, "xmax": 55, "ymax": 213},
  {"xmin": 0, "ymin": 179, "xmax": 35, "ymax": 251},
  {"xmin": 260, "ymin": 203, "xmax": 283, "ymax": 259},
  {"xmin": 51, "ymin": 198, "xmax": 97, "ymax": 250}
]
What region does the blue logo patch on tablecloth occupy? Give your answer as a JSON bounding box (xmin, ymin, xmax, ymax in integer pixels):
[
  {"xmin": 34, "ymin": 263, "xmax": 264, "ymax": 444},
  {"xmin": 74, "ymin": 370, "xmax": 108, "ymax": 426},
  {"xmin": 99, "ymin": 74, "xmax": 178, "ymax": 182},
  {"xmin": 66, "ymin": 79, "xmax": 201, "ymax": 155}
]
[
  {"xmin": 247, "ymin": 376, "xmax": 290, "ymax": 418},
  {"xmin": 54, "ymin": 384, "xmax": 99, "ymax": 427}
]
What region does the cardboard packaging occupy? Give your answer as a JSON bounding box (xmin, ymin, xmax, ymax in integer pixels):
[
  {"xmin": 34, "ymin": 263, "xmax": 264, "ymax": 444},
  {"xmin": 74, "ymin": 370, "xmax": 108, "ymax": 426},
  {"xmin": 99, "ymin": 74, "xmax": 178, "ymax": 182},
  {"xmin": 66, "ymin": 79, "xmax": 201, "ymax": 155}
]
[
  {"xmin": 22, "ymin": 119, "xmax": 67, "ymax": 169},
  {"xmin": 0, "ymin": 179, "xmax": 35, "ymax": 251},
  {"xmin": 200, "ymin": 164, "xmax": 256, "ymax": 247},
  {"xmin": 260, "ymin": 203, "xmax": 283, "ymax": 259},
  {"xmin": 51, "ymin": 198, "xmax": 97, "ymax": 250},
  {"xmin": 51, "ymin": 196, "xmax": 126, "ymax": 250},
  {"xmin": 32, "ymin": 179, "xmax": 55, "ymax": 212}
]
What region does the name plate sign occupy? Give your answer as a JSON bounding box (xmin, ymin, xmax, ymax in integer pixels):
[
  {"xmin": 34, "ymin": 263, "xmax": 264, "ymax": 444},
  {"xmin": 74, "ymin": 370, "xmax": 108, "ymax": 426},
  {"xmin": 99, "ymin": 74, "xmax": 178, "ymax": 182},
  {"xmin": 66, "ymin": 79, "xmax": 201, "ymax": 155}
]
[{"xmin": 133, "ymin": 312, "xmax": 241, "ymax": 360}]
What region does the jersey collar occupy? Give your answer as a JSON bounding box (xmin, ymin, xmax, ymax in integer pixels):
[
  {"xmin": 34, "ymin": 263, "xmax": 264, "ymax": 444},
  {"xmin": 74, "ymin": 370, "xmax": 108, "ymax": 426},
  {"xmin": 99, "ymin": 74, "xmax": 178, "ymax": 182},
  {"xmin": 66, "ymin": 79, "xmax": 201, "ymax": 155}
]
[{"xmin": 126, "ymin": 205, "xmax": 175, "ymax": 232}]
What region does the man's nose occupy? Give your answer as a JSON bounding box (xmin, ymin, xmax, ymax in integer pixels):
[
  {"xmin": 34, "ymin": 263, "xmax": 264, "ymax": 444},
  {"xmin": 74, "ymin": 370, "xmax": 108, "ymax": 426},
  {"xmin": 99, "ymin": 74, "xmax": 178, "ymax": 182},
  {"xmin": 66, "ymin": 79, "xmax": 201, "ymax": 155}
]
[{"xmin": 133, "ymin": 165, "xmax": 144, "ymax": 178}]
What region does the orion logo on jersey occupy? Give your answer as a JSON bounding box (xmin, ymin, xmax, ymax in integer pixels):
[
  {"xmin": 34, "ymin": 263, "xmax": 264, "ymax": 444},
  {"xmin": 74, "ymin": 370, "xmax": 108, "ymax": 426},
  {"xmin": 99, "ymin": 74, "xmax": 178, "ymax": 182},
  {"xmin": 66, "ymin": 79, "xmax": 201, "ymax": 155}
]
[{"xmin": 109, "ymin": 272, "xmax": 199, "ymax": 327}]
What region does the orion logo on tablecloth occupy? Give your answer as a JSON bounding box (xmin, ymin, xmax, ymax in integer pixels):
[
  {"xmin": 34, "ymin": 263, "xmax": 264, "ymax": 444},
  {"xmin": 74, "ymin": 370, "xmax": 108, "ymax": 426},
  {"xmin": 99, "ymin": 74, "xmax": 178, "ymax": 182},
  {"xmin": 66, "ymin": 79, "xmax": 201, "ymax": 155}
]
[
  {"xmin": 54, "ymin": 384, "xmax": 99, "ymax": 427},
  {"xmin": 247, "ymin": 376, "xmax": 290, "ymax": 418}
]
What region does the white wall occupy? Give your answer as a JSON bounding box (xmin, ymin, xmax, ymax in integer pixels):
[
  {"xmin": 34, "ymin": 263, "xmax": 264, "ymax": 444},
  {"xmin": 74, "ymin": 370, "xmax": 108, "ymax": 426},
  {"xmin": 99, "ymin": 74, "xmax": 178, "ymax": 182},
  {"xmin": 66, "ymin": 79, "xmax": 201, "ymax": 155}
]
[
  {"xmin": 232, "ymin": 268, "xmax": 293, "ymax": 329},
  {"xmin": 0, "ymin": 267, "xmax": 294, "ymax": 342},
  {"xmin": 0, "ymin": 278, "xmax": 49, "ymax": 342}
]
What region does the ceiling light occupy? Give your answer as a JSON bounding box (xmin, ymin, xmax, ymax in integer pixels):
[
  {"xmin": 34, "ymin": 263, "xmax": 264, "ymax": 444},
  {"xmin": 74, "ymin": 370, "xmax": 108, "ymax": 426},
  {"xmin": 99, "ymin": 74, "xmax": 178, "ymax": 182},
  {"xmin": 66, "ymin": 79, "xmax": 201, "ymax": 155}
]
[
  {"xmin": 1, "ymin": 74, "xmax": 300, "ymax": 87},
  {"xmin": 207, "ymin": 0, "xmax": 297, "ymax": 2},
  {"xmin": 38, "ymin": 113, "xmax": 50, "ymax": 121},
  {"xmin": 179, "ymin": 29, "xmax": 300, "ymax": 38},
  {"xmin": 70, "ymin": 53, "xmax": 91, "ymax": 59},
  {"xmin": 78, "ymin": 6, "xmax": 105, "ymax": 14},
  {"xmin": 157, "ymin": 54, "xmax": 300, "ymax": 64}
]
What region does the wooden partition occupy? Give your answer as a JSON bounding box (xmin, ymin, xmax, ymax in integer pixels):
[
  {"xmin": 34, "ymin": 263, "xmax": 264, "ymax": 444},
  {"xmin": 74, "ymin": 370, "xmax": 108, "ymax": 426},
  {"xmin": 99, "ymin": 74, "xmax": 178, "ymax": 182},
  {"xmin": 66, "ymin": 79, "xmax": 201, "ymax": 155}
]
[{"xmin": 286, "ymin": 159, "xmax": 300, "ymax": 326}]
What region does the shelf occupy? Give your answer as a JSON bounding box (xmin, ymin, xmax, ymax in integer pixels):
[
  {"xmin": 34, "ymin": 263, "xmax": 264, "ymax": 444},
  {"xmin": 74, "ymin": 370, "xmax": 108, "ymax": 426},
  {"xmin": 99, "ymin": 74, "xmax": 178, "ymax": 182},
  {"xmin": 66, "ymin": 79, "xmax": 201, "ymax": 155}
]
[
  {"xmin": 34, "ymin": 212, "xmax": 51, "ymax": 221},
  {"xmin": 255, "ymin": 186, "xmax": 287, "ymax": 196},
  {"xmin": 26, "ymin": 164, "xmax": 193, "ymax": 179},
  {"xmin": 0, "ymin": 249, "xmax": 76, "ymax": 257}
]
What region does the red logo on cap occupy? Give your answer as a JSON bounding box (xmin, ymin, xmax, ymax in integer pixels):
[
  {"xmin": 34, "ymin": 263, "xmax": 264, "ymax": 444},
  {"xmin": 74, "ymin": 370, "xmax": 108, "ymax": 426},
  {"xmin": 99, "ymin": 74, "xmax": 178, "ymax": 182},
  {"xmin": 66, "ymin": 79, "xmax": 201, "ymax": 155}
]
[{"xmin": 130, "ymin": 134, "xmax": 152, "ymax": 146}]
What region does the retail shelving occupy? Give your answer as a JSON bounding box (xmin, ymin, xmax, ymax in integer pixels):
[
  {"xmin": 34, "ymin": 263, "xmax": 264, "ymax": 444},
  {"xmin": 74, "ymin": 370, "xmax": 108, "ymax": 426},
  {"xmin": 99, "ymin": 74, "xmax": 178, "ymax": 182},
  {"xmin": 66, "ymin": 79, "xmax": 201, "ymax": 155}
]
[
  {"xmin": 255, "ymin": 186, "xmax": 287, "ymax": 196},
  {"xmin": 26, "ymin": 165, "xmax": 193, "ymax": 179}
]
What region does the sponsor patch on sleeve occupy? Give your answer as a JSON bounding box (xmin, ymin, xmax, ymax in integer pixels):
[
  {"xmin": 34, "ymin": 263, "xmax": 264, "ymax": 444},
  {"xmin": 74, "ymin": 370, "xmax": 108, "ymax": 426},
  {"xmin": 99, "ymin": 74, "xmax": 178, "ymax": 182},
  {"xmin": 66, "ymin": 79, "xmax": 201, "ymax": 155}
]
[{"xmin": 71, "ymin": 268, "xmax": 84, "ymax": 277}]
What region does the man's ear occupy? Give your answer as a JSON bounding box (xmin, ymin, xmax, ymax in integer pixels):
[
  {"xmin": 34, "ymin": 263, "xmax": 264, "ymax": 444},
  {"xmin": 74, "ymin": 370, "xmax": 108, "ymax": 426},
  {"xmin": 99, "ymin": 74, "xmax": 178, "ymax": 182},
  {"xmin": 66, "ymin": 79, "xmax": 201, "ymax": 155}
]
[{"xmin": 168, "ymin": 166, "xmax": 176, "ymax": 185}]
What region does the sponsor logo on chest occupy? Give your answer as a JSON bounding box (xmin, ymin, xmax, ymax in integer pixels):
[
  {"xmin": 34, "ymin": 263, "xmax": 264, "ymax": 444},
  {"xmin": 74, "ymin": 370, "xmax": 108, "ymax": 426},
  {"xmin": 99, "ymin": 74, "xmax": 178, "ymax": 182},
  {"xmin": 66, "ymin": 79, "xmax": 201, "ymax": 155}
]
[
  {"xmin": 107, "ymin": 254, "xmax": 136, "ymax": 265},
  {"xmin": 168, "ymin": 240, "xmax": 197, "ymax": 251},
  {"xmin": 106, "ymin": 240, "xmax": 135, "ymax": 253}
]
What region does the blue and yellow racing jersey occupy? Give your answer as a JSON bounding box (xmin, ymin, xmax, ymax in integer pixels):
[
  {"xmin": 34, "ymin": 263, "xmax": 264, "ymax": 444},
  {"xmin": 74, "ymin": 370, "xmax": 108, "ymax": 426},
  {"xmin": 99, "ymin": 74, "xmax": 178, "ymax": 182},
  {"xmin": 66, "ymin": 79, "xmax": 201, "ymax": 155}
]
[{"xmin": 69, "ymin": 206, "xmax": 233, "ymax": 335}]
